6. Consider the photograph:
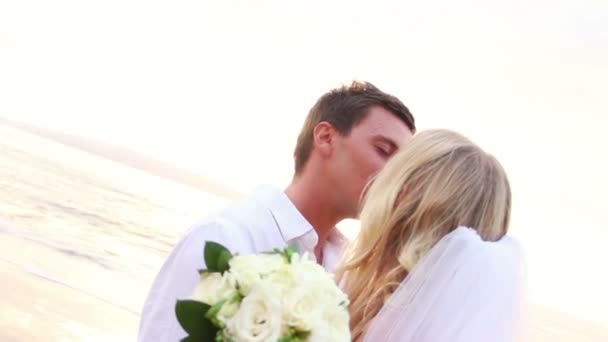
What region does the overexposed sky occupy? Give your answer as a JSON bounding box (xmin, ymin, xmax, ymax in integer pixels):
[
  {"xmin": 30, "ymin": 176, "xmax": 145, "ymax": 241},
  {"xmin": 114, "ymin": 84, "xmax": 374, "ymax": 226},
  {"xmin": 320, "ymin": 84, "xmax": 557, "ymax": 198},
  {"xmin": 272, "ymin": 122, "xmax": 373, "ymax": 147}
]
[{"xmin": 1, "ymin": 0, "xmax": 607, "ymax": 325}]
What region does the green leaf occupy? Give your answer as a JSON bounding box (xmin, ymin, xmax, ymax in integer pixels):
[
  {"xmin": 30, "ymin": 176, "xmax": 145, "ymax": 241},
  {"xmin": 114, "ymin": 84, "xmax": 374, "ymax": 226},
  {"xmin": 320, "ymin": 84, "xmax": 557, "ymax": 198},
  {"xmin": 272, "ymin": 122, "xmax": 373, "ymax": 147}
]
[
  {"xmin": 180, "ymin": 337, "xmax": 199, "ymax": 342},
  {"xmin": 216, "ymin": 250, "xmax": 232, "ymax": 272},
  {"xmin": 283, "ymin": 244, "xmax": 300, "ymax": 263},
  {"xmin": 175, "ymin": 300, "xmax": 218, "ymax": 340},
  {"xmin": 204, "ymin": 241, "xmax": 233, "ymax": 273}
]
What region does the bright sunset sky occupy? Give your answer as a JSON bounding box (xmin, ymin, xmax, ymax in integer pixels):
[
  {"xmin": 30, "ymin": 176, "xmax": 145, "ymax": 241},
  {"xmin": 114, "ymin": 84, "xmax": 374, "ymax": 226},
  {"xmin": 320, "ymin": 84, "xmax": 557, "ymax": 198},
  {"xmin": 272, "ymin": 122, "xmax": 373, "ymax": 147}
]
[{"xmin": 1, "ymin": 0, "xmax": 607, "ymax": 326}]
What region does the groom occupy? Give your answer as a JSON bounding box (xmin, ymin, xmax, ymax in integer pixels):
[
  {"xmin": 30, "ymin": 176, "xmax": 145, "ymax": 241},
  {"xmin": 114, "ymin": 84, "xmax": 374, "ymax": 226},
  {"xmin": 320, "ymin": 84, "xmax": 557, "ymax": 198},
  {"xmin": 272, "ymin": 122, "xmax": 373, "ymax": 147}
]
[{"xmin": 137, "ymin": 80, "xmax": 416, "ymax": 341}]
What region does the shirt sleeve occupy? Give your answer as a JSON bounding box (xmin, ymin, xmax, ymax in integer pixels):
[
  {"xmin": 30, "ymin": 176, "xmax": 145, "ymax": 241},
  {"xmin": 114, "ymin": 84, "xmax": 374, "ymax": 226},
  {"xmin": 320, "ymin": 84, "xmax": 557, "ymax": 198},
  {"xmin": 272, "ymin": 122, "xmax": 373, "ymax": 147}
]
[{"xmin": 137, "ymin": 219, "xmax": 253, "ymax": 342}]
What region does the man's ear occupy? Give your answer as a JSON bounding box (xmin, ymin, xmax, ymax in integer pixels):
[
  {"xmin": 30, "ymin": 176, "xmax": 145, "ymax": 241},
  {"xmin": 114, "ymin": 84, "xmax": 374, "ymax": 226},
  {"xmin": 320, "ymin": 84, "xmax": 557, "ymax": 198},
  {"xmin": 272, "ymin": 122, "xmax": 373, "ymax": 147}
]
[{"xmin": 312, "ymin": 122, "xmax": 335, "ymax": 157}]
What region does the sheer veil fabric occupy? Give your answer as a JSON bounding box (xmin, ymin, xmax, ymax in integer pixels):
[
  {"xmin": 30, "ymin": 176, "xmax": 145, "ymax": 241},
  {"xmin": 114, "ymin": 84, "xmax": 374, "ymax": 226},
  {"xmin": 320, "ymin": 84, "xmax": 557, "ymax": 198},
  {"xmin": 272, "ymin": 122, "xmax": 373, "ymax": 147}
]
[{"xmin": 362, "ymin": 226, "xmax": 527, "ymax": 342}]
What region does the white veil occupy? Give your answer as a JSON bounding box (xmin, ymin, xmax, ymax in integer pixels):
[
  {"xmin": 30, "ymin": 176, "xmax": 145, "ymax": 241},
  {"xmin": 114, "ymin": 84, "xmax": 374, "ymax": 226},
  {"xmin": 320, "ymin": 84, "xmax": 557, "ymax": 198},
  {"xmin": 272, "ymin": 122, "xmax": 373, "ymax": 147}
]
[{"xmin": 362, "ymin": 226, "xmax": 528, "ymax": 342}]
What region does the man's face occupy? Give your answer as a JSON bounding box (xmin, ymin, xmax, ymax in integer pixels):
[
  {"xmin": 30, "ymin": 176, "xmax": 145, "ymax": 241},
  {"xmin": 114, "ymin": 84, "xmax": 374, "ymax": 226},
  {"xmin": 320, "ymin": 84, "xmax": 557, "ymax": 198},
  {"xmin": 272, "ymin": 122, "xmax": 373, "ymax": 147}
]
[{"xmin": 329, "ymin": 105, "xmax": 413, "ymax": 218}]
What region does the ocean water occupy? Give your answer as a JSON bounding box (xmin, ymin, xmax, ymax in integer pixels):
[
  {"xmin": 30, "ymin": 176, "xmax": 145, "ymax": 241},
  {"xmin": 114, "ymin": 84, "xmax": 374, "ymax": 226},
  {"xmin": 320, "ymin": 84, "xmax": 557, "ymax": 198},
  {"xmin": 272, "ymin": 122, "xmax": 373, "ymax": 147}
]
[{"xmin": 0, "ymin": 124, "xmax": 230, "ymax": 341}]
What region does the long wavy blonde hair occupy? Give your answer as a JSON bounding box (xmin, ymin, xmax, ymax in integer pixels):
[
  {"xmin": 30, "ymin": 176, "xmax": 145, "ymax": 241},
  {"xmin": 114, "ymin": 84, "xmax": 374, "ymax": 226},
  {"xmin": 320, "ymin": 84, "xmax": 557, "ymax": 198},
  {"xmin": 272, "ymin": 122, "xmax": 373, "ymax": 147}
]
[{"xmin": 336, "ymin": 129, "xmax": 512, "ymax": 340}]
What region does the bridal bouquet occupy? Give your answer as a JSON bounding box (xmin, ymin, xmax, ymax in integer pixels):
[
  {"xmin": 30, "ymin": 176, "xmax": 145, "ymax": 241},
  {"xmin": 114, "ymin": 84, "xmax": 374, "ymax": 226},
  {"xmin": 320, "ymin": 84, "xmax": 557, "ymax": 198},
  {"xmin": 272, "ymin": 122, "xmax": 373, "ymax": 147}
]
[{"xmin": 175, "ymin": 242, "xmax": 351, "ymax": 342}]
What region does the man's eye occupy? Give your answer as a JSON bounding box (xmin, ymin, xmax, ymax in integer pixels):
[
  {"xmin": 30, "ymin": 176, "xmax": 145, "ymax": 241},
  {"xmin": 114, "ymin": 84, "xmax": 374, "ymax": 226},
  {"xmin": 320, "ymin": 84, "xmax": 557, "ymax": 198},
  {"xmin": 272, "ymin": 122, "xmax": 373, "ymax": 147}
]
[{"xmin": 375, "ymin": 146, "xmax": 391, "ymax": 157}]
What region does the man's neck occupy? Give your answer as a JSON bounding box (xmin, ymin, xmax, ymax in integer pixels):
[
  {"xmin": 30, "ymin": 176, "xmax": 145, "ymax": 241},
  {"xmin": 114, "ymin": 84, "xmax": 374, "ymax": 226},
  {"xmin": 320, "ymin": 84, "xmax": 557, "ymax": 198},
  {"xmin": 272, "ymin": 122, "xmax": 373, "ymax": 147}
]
[{"xmin": 284, "ymin": 174, "xmax": 343, "ymax": 248}]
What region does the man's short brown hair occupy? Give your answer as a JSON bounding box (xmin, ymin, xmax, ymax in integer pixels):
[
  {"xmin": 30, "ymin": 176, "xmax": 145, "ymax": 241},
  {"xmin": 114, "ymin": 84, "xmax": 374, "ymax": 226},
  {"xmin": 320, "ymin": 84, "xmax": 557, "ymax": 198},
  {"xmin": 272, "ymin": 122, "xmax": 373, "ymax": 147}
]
[{"xmin": 293, "ymin": 80, "xmax": 416, "ymax": 174}]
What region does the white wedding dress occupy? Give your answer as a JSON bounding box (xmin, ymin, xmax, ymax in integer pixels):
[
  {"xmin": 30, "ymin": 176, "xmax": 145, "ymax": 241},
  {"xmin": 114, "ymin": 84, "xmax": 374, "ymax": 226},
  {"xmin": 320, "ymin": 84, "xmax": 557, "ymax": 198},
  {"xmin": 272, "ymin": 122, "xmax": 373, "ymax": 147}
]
[{"xmin": 362, "ymin": 226, "xmax": 527, "ymax": 342}]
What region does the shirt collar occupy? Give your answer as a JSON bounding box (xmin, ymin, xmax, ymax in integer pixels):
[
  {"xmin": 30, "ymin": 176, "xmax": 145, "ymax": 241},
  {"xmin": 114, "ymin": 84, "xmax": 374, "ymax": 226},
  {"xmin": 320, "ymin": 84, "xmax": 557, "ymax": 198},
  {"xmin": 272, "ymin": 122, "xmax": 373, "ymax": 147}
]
[{"xmin": 252, "ymin": 185, "xmax": 315, "ymax": 243}]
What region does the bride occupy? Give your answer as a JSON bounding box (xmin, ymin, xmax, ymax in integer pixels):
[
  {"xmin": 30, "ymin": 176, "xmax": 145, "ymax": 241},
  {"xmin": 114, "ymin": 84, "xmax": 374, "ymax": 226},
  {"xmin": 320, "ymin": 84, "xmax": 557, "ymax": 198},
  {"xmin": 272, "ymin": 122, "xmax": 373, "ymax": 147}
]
[{"xmin": 337, "ymin": 129, "xmax": 527, "ymax": 341}]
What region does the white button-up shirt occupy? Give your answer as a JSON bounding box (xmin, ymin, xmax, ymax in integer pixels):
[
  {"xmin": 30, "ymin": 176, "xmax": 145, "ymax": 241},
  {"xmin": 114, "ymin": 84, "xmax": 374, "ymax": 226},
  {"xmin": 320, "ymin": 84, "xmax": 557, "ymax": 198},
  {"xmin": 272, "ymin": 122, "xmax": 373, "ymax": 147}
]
[{"xmin": 137, "ymin": 185, "xmax": 348, "ymax": 342}]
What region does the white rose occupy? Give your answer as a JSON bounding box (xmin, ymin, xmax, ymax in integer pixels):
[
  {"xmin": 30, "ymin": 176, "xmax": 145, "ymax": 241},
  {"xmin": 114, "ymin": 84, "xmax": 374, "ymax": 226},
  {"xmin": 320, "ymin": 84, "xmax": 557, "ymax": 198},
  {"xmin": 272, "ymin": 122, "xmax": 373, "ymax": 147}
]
[
  {"xmin": 284, "ymin": 254, "xmax": 350, "ymax": 341},
  {"xmin": 289, "ymin": 254, "xmax": 334, "ymax": 285},
  {"xmin": 290, "ymin": 257, "xmax": 347, "ymax": 303},
  {"xmin": 307, "ymin": 306, "xmax": 350, "ymax": 342},
  {"xmin": 229, "ymin": 253, "xmax": 286, "ymax": 295},
  {"xmin": 313, "ymin": 289, "xmax": 350, "ymax": 341},
  {"xmin": 263, "ymin": 264, "xmax": 298, "ymax": 296},
  {"xmin": 191, "ymin": 272, "xmax": 237, "ymax": 305},
  {"xmin": 282, "ymin": 282, "xmax": 349, "ymax": 338},
  {"xmin": 326, "ymin": 306, "xmax": 351, "ymax": 341},
  {"xmin": 281, "ymin": 287, "xmax": 320, "ymax": 331},
  {"xmin": 226, "ymin": 282, "xmax": 283, "ymax": 342}
]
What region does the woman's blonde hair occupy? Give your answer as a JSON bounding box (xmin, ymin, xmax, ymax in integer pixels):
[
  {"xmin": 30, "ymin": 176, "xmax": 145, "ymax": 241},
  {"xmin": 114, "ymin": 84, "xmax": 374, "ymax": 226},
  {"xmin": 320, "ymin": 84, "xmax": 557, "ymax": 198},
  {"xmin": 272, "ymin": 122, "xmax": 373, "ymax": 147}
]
[{"xmin": 336, "ymin": 129, "xmax": 512, "ymax": 339}]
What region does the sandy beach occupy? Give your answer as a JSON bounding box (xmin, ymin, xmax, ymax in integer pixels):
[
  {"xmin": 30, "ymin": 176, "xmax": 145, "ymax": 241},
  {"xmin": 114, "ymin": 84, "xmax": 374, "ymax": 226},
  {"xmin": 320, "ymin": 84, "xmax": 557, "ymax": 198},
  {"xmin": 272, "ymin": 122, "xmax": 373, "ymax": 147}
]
[{"xmin": 1, "ymin": 122, "xmax": 606, "ymax": 341}]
